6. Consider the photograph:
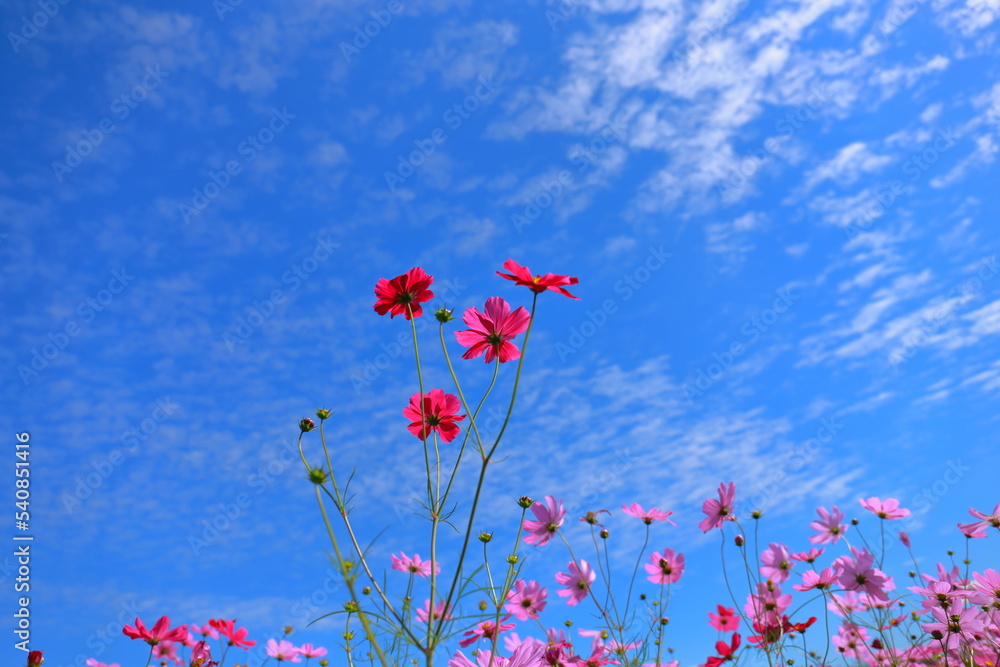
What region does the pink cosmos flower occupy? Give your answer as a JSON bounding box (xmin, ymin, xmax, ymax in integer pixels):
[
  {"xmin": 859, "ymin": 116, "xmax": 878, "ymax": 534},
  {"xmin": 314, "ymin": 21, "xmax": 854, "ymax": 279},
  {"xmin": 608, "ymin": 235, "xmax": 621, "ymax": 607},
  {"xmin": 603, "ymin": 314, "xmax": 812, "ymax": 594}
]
[
  {"xmin": 556, "ymin": 560, "xmax": 596, "ymax": 606},
  {"xmin": 971, "ymin": 568, "xmax": 1000, "ymax": 606},
  {"xmin": 208, "ymin": 619, "xmax": 256, "ymax": 649},
  {"xmin": 759, "ymin": 543, "xmax": 793, "ymax": 583},
  {"xmin": 622, "ymin": 503, "xmax": 676, "ymax": 525},
  {"xmin": 789, "ymin": 547, "xmax": 825, "ymax": 563},
  {"xmin": 187, "ymin": 622, "xmax": 219, "ymax": 640},
  {"xmin": 827, "ymin": 591, "xmax": 869, "ymax": 616},
  {"xmin": 835, "ymin": 548, "xmax": 890, "ymax": 602},
  {"xmin": 374, "ymin": 267, "xmax": 434, "ymax": 320},
  {"xmin": 744, "ymin": 582, "xmax": 792, "ymax": 627},
  {"xmin": 457, "ymin": 615, "xmax": 516, "ymax": 648},
  {"xmin": 922, "ymin": 602, "xmax": 987, "ymax": 651},
  {"xmin": 416, "ymin": 600, "xmax": 454, "ymax": 623},
  {"xmin": 522, "ymin": 496, "xmax": 566, "ymax": 546},
  {"xmin": 832, "ymin": 622, "xmax": 869, "ymax": 659},
  {"xmin": 497, "ymin": 259, "xmax": 580, "ymax": 299},
  {"xmin": 708, "ymin": 605, "xmax": 739, "ymax": 632},
  {"xmin": 191, "ymin": 641, "xmax": 218, "ymax": 667},
  {"xmin": 899, "ymin": 531, "xmax": 911, "ymax": 548},
  {"xmin": 266, "ymin": 638, "xmax": 301, "ymax": 662},
  {"xmin": 645, "ymin": 548, "xmax": 685, "ymax": 584},
  {"xmin": 122, "ymin": 616, "xmax": 188, "ymax": 646},
  {"xmin": 958, "ymin": 502, "xmax": 1000, "ymax": 537},
  {"xmin": 699, "ymin": 482, "xmax": 737, "ymax": 533},
  {"xmin": 454, "ymin": 297, "xmax": 530, "ymax": 363},
  {"xmin": 809, "ymin": 505, "xmax": 848, "ymax": 544},
  {"xmin": 793, "ymin": 567, "xmax": 840, "ymax": 592},
  {"xmin": 449, "ymin": 640, "xmax": 545, "ymax": 667},
  {"xmin": 152, "ymin": 641, "xmax": 182, "ymax": 665},
  {"xmin": 859, "ymin": 497, "xmax": 910, "ymax": 520},
  {"xmin": 295, "ymin": 644, "xmax": 327, "ymax": 659},
  {"xmin": 402, "ymin": 389, "xmax": 466, "ymax": 443},
  {"xmin": 505, "ymin": 580, "xmax": 548, "ymax": 621},
  {"xmin": 391, "ymin": 552, "xmax": 440, "ymax": 577},
  {"xmin": 85, "ymin": 660, "xmax": 120, "ymax": 667}
]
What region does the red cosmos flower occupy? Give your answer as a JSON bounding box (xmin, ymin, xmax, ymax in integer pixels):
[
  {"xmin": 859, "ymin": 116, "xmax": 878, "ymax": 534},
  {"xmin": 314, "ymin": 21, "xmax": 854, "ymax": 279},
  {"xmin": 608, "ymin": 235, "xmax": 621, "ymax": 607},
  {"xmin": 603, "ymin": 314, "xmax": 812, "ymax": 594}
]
[
  {"xmin": 454, "ymin": 297, "xmax": 531, "ymax": 363},
  {"xmin": 122, "ymin": 616, "xmax": 188, "ymax": 646},
  {"xmin": 402, "ymin": 389, "xmax": 466, "ymax": 442},
  {"xmin": 373, "ymin": 267, "xmax": 434, "ymax": 319},
  {"xmin": 705, "ymin": 632, "xmax": 741, "ymax": 667},
  {"xmin": 208, "ymin": 619, "xmax": 256, "ymax": 649},
  {"xmin": 497, "ymin": 259, "xmax": 580, "ymax": 299},
  {"xmin": 708, "ymin": 605, "xmax": 739, "ymax": 632}
]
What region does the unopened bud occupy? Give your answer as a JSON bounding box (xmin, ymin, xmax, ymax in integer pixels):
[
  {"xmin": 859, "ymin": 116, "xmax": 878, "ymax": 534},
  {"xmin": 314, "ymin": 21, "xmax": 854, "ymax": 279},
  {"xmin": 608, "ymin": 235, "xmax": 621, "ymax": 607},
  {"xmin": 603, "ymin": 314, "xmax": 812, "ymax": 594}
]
[
  {"xmin": 479, "ymin": 600, "xmax": 488, "ymax": 611},
  {"xmin": 735, "ymin": 534, "xmax": 745, "ymax": 546},
  {"xmin": 299, "ymin": 418, "xmax": 316, "ymax": 432},
  {"xmin": 308, "ymin": 468, "xmax": 328, "ymax": 484},
  {"xmin": 478, "ymin": 532, "xmax": 493, "ymax": 543},
  {"xmin": 283, "ymin": 625, "xmax": 293, "ymax": 635},
  {"xmin": 344, "ymin": 601, "xmax": 360, "ymax": 613},
  {"xmin": 517, "ymin": 496, "xmax": 534, "ymax": 508},
  {"xmin": 600, "ymin": 529, "xmax": 609, "ymax": 539},
  {"xmin": 751, "ymin": 510, "xmax": 762, "ymax": 519},
  {"xmin": 363, "ymin": 586, "xmax": 371, "ymax": 595},
  {"xmin": 315, "ymin": 408, "xmax": 332, "ymax": 420},
  {"xmin": 506, "ymin": 555, "xmax": 518, "ymax": 564},
  {"xmin": 435, "ymin": 308, "xmax": 455, "ymax": 323}
]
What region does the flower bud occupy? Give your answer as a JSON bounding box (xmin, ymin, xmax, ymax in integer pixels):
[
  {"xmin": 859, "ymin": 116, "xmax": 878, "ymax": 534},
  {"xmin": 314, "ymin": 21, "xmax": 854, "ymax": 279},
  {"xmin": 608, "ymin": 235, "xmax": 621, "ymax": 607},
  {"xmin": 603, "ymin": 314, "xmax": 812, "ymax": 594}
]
[
  {"xmin": 315, "ymin": 408, "xmax": 332, "ymax": 420},
  {"xmin": 28, "ymin": 651, "xmax": 44, "ymax": 667},
  {"xmin": 344, "ymin": 601, "xmax": 360, "ymax": 613},
  {"xmin": 506, "ymin": 555, "xmax": 519, "ymax": 564},
  {"xmin": 299, "ymin": 418, "xmax": 316, "ymax": 432},
  {"xmin": 320, "ymin": 661, "xmax": 329, "ymax": 667},
  {"xmin": 517, "ymin": 496, "xmax": 534, "ymax": 508},
  {"xmin": 851, "ymin": 518, "xmax": 859, "ymax": 525},
  {"xmin": 599, "ymin": 529, "xmax": 609, "ymax": 539},
  {"xmin": 735, "ymin": 534, "xmax": 745, "ymax": 546},
  {"xmin": 478, "ymin": 532, "xmax": 493, "ymax": 543},
  {"xmin": 435, "ymin": 308, "xmax": 455, "ymax": 323},
  {"xmin": 308, "ymin": 468, "xmax": 328, "ymax": 484},
  {"xmin": 660, "ymin": 617, "xmax": 669, "ymax": 626},
  {"xmin": 478, "ymin": 600, "xmax": 488, "ymax": 611},
  {"xmin": 363, "ymin": 586, "xmax": 371, "ymax": 595},
  {"xmin": 564, "ymin": 620, "xmax": 573, "ymax": 627},
  {"xmin": 751, "ymin": 510, "xmax": 762, "ymax": 519},
  {"xmin": 283, "ymin": 625, "xmax": 293, "ymax": 635}
]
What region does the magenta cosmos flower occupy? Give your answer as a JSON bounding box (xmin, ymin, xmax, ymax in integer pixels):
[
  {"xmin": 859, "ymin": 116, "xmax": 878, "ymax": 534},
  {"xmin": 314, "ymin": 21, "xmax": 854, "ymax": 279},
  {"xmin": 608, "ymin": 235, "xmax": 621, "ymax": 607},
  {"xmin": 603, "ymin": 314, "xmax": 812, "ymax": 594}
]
[
  {"xmin": 622, "ymin": 503, "xmax": 676, "ymax": 525},
  {"xmin": 959, "ymin": 502, "xmax": 1000, "ymax": 537},
  {"xmin": 208, "ymin": 619, "xmax": 256, "ymax": 649},
  {"xmin": 645, "ymin": 548, "xmax": 685, "ymax": 584},
  {"xmin": 416, "ymin": 600, "xmax": 454, "ymax": 623},
  {"xmin": 122, "ymin": 616, "xmax": 188, "ymax": 646},
  {"xmin": 505, "ymin": 579, "xmax": 548, "ymax": 621},
  {"xmin": 454, "ymin": 297, "xmax": 530, "ymax": 363},
  {"xmin": 295, "ymin": 644, "xmax": 327, "ymax": 659},
  {"xmin": 374, "ymin": 267, "xmax": 435, "ymax": 319},
  {"xmin": 457, "ymin": 615, "xmax": 516, "ymax": 648},
  {"xmin": 522, "ymin": 496, "xmax": 566, "ymax": 546},
  {"xmin": 556, "ymin": 560, "xmax": 596, "ymax": 606},
  {"xmin": 809, "ymin": 505, "xmax": 848, "ymax": 544},
  {"xmin": 699, "ymin": 482, "xmax": 737, "ymax": 533},
  {"xmin": 402, "ymin": 389, "xmax": 466, "ymax": 443},
  {"xmin": 708, "ymin": 605, "xmax": 739, "ymax": 632},
  {"xmin": 497, "ymin": 258, "xmax": 580, "ymax": 299},
  {"xmin": 759, "ymin": 543, "xmax": 793, "ymax": 583},
  {"xmin": 859, "ymin": 497, "xmax": 910, "ymax": 520},
  {"xmin": 391, "ymin": 552, "xmax": 440, "ymax": 577}
]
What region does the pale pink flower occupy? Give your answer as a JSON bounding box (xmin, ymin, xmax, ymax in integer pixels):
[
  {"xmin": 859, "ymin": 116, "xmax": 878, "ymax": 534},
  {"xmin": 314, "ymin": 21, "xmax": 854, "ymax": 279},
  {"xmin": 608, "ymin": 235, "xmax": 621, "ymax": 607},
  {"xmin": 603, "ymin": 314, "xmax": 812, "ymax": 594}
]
[
  {"xmin": 759, "ymin": 543, "xmax": 793, "ymax": 583},
  {"xmin": 959, "ymin": 502, "xmax": 1000, "ymax": 537},
  {"xmin": 809, "ymin": 505, "xmax": 848, "ymax": 544},
  {"xmin": 416, "ymin": 600, "xmax": 454, "ymax": 623},
  {"xmin": 832, "ymin": 622, "xmax": 869, "ymax": 659},
  {"xmin": 295, "ymin": 644, "xmax": 327, "ymax": 659},
  {"xmin": 556, "ymin": 560, "xmax": 596, "ymax": 606},
  {"xmin": 152, "ymin": 641, "xmax": 183, "ymax": 665},
  {"xmin": 835, "ymin": 548, "xmax": 890, "ymax": 602},
  {"xmin": 859, "ymin": 497, "xmax": 910, "ymax": 520},
  {"xmin": 391, "ymin": 552, "xmax": 440, "ymax": 577},
  {"xmin": 789, "ymin": 547, "xmax": 825, "ymax": 563},
  {"xmin": 188, "ymin": 622, "xmax": 219, "ymax": 642},
  {"xmin": 645, "ymin": 548, "xmax": 685, "ymax": 584},
  {"xmin": 622, "ymin": 503, "xmax": 676, "ymax": 525},
  {"xmin": 505, "ymin": 580, "xmax": 547, "ymax": 621},
  {"xmin": 699, "ymin": 482, "xmax": 737, "ymax": 533},
  {"xmin": 266, "ymin": 639, "xmax": 302, "ymax": 662},
  {"xmin": 522, "ymin": 496, "xmax": 566, "ymax": 546},
  {"xmin": 793, "ymin": 567, "xmax": 840, "ymax": 592}
]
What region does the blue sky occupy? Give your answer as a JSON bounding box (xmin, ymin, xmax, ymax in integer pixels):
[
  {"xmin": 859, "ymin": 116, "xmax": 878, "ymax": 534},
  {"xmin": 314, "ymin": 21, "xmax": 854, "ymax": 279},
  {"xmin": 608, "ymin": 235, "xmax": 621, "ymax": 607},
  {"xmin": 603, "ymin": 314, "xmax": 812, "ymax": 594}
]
[{"xmin": 3, "ymin": 0, "xmax": 1000, "ymax": 665}]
